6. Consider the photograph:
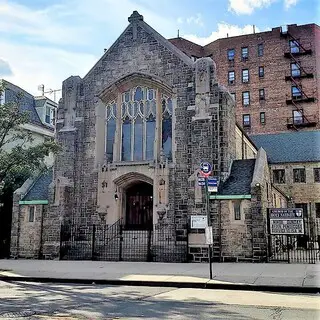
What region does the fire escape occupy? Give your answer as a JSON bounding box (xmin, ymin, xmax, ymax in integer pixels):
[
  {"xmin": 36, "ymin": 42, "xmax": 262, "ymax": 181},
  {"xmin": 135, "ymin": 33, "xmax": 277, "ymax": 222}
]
[{"xmin": 280, "ymin": 27, "xmax": 317, "ymax": 130}]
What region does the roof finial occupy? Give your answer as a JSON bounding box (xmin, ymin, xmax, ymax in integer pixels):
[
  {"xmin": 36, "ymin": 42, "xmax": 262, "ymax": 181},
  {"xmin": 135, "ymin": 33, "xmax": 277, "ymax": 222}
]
[{"xmin": 128, "ymin": 11, "xmax": 144, "ymax": 23}]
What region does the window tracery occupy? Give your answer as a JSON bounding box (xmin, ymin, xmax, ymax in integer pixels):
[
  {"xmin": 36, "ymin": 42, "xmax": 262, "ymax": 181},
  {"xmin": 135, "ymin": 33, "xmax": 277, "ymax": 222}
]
[{"xmin": 105, "ymin": 86, "xmax": 172, "ymax": 162}]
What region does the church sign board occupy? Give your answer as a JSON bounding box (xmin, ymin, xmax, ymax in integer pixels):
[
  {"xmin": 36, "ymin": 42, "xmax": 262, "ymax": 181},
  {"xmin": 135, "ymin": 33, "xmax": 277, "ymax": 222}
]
[
  {"xmin": 190, "ymin": 215, "xmax": 207, "ymax": 229},
  {"xmin": 268, "ymin": 208, "xmax": 304, "ymax": 235}
]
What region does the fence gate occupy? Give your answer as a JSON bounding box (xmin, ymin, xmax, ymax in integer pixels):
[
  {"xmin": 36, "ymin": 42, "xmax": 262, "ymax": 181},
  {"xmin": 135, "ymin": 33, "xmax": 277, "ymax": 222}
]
[
  {"xmin": 267, "ymin": 208, "xmax": 320, "ymax": 264},
  {"xmin": 59, "ymin": 221, "xmax": 188, "ymax": 263}
]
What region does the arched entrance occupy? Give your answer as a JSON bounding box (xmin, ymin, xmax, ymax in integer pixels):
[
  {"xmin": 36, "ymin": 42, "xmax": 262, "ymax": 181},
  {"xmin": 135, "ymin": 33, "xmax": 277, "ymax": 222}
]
[{"xmin": 125, "ymin": 182, "xmax": 153, "ymax": 230}]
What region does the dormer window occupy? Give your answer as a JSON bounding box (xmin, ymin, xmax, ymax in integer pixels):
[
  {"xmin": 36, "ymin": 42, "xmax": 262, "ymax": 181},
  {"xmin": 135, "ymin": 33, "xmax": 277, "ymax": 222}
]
[{"xmin": 45, "ymin": 106, "xmax": 56, "ymax": 125}]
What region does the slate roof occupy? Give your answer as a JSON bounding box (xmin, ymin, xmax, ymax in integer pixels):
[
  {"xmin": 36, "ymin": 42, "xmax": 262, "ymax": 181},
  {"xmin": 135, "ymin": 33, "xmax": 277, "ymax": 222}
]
[
  {"xmin": 218, "ymin": 159, "xmax": 256, "ymax": 195},
  {"xmin": 23, "ymin": 169, "xmax": 53, "ymax": 201},
  {"xmin": 2, "ymin": 79, "xmax": 44, "ymax": 128},
  {"xmin": 250, "ymin": 131, "xmax": 320, "ymax": 163}
]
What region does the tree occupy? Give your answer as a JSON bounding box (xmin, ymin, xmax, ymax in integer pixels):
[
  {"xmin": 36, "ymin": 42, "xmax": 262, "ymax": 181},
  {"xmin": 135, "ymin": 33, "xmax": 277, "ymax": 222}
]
[{"xmin": 0, "ymin": 82, "xmax": 60, "ymax": 193}]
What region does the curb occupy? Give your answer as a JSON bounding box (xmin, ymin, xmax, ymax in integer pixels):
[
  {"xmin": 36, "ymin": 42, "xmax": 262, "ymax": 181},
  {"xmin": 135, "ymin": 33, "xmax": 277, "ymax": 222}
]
[{"xmin": 0, "ymin": 276, "xmax": 319, "ymax": 294}]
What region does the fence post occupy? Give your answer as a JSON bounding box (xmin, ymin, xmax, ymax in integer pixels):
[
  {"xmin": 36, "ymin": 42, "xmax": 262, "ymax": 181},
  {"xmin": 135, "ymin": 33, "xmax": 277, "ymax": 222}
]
[
  {"xmin": 147, "ymin": 229, "xmax": 152, "ymax": 262},
  {"xmin": 287, "ymin": 236, "xmax": 290, "ymax": 264},
  {"xmin": 119, "ymin": 224, "xmax": 123, "ymax": 261},
  {"xmin": 91, "ymin": 225, "xmax": 96, "ymax": 260},
  {"xmin": 59, "ymin": 224, "xmax": 63, "ymax": 260}
]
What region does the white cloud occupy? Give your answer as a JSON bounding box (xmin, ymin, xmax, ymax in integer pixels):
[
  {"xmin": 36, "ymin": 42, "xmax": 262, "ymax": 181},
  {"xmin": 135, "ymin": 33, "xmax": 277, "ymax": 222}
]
[
  {"xmin": 0, "ymin": 41, "xmax": 97, "ymax": 101},
  {"xmin": 228, "ymin": 0, "xmax": 277, "ymax": 15},
  {"xmin": 0, "ymin": 1, "xmax": 90, "ymax": 45},
  {"xmin": 183, "ymin": 23, "xmax": 261, "ymax": 46},
  {"xmin": 186, "ymin": 13, "xmax": 204, "ymax": 27},
  {"xmin": 284, "ymin": 0, "xmax": 299, "ymax": 10}
]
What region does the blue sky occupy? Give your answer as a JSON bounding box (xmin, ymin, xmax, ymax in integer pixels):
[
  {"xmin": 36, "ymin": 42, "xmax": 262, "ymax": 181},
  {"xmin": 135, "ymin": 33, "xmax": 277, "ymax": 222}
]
[{"xmin": 0, "ymin": 0, "xmax": 318, "ymax": 101}]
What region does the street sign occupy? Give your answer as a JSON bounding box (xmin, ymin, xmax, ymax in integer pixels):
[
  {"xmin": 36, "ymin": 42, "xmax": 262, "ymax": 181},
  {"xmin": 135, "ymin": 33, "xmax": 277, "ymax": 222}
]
[
  {"xmin": 205, "ymin": 226, "xmax": 213, "ymax": 245},
  {"xmin": 200, "ymin": 162, "xmax": 212, "ymax": 177},
  {"xmin": 268, "ymin": 208, "xmax": 304, "ymax": 235},
  {"xmin": 190, "ymin": 215, "xmax": 207, "ymax": 229},
  {"xmin": 207, "ymin": 177, "xmax": 217, "ymax": 186},
  {"xmin": 198, "ymin": 176, "xmax": 205, "ymax": 186}
]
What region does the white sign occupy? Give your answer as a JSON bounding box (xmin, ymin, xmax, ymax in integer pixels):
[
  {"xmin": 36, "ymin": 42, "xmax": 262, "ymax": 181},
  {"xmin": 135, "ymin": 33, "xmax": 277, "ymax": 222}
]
[
  {"xmin": 205, "ymin": 226, "xmax": 213, "ymax": 245},
  {"xmin": 208, "ymin": 186, "xmax": 218, "ymax": 193},
  {"xmin": 270, "ymin": 219, "xmax": 304, "ymax": 235},
  {"xmin": 190, "ymin": 215, "xmax": 207, "ymax": 229}
]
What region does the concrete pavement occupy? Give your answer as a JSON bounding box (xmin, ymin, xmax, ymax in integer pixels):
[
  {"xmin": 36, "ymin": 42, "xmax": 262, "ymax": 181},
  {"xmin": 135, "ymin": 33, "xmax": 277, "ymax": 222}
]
[{"xmin": 0, "ymin": 260, "xmax": 319, "ymax": 293}]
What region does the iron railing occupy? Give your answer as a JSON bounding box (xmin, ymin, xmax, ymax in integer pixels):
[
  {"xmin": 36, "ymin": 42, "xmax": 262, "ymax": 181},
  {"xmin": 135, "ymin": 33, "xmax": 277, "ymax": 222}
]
[{"xmin": 60, "ymin": 221, "xmax": 188, "ymax": 263}]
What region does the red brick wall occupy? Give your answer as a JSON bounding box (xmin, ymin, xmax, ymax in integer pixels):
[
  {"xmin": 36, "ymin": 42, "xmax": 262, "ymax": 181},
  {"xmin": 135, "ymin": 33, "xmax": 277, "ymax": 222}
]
[{"xmin": 169, "ymin": 24, "xmax": 319, "ymax": 135}]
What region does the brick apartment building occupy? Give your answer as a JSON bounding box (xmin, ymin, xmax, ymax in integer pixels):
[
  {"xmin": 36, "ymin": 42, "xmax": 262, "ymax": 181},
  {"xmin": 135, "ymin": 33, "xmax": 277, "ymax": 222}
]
[{"xmin": 169, "ymin": 23, "xmax": 320, "ymax": 134}]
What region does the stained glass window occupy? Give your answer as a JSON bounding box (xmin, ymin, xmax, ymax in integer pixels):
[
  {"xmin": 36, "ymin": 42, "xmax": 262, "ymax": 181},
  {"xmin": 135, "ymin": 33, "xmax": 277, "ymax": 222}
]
[
  {"xmin": 105, "ymin": 86, "xmax": 172, "ymax": 162},
  {"xmin": 162, "ymin": 95, "xmax": 173, "ymax": 161},
  {"xmin": 105, "ymin": 102, "xmax": 117, "ymax": 162}
]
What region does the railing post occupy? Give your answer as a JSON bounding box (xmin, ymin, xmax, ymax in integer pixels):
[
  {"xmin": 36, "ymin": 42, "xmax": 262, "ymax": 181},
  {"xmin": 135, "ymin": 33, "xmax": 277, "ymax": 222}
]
[
  {"xmin": 147, "ymin": 228, "xmax": 152, "ymax": 262},
  {"xmin": 119, "ymin": 224, "xmax": 123, "ymax": 261},
  {"xmin": 59, "ymin": 223, "xmax": 63, "ymax": 260},
  {"xmin": 91, "ymin": 225, "xmax": 96, "ymax": 260}
]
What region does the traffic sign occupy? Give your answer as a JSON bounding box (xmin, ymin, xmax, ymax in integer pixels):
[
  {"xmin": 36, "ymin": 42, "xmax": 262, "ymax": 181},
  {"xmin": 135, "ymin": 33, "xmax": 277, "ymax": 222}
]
[
  {"xmin": 207, "ymin": 177, "xmax": 217, "ymax": 186},
  {"xmin": 200, "ymin": 162, "xmax": 212, "ymax": 177}
]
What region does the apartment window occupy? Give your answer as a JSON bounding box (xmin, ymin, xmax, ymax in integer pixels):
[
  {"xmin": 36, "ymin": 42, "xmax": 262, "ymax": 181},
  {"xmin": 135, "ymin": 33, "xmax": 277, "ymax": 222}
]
[
  {"xmin": 273, "ymin": 169, "xmax": 285, "ymax": 184},
  {"xmin": 228, "ymin": 71, "xmax": 235, "ymax": 84},
  {"xmin": 292, "ymin": 86, "xmax": 302, "ymax": 99},
  {"xmin": 314, "ymin": 168, "xmax": 320, "ymax": 182},
  {"xmin": 242, "ymin": 91, "xmax": 250, "ymax": 106},
  {"xmin": 290, "ymin": 40, "xmax": 300, "ymax": 53},
  {"xmin": 233, "ymin": 201, "xmax": 241, "ymax": 220},
  {"xmin": 260, "ymin": 112, "xmax": 266, "ymax": 125},
  {"xmin": 28, "ymin": 206, "xmax": 35, "ymax": 222},
  {"xmin": 259, "ymin": 66, "xmax": 264, "ymax": 78},
  {"xmin": 230, "ymin": 93, "xmax": 236, "ymax": 101},
  {"xmin": 259, "ymin": 89, "xmax": 265, "ymax": 100},
  {"xmin": 242, "ymin": 69, "xmax": 249, "ymax": 83},
  {"xmin": 291, "ymin": 63, "xmax": 301, "ymax": 77},
  {"xmin": 241, "ymin": 47, "xmax": 248, "ymax": 60},
  {"xmin": 315, "ymin": 203, "xmax": 320, "ymax": 218},
  {"xmin": 293, "ymin": 110, "xmax": 303, "ymax": 124},
  {"xmin": 243, "ymin": 114, "xmax": 251, "ymax": 127},
  {"xmin": 293, "ymin": 168, "xmax": 306, "ymax": 183},
  {"xmin": 258, "ymin": 44, "xmax": 264, "ymax": 56},
  {"xmin": 228, "ymin": 49, "xmax": 235, "ymax": 61}
]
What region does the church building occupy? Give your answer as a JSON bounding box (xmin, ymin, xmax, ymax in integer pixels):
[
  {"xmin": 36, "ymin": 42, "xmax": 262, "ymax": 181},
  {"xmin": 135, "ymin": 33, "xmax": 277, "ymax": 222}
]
[{"xmin": 10, "ymin": 11, "xmax": 287, "ymax": 263}]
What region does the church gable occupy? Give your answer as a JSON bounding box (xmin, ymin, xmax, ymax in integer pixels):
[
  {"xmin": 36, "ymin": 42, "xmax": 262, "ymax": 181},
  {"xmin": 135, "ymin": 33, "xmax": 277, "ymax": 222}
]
[{"xmin": 83, "ymin": 11, "xmax": 194, "ymax": 97}]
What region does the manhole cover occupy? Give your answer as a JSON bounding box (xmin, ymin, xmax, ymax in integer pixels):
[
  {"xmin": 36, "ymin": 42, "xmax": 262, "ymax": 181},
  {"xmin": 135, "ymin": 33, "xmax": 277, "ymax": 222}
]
[{"xmin": 0, "ymin": 310, "xmax": 36, "ymax": 318}]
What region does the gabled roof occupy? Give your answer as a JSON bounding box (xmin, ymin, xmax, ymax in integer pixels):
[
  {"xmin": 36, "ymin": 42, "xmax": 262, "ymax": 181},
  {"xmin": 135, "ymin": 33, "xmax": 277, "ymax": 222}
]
[
  {"xmin": 22, "ymin": 169, "xmax": 53, "ymax": 201},
  {"xmin": 250, "ymin": 131, "xmax": 320, "ymax": 163},
  {"xmin": 218, "ymin": 159, "xmax": 256, "ymax": 195},
  {"xmin": 84, "ymin": 11, "xmax": 194, "ymax": 80},
  {"xmin": 168, "ymin": 37, "xmax": 204, "ymax": 58},
  {"xmin": 1, "ymin": 79, "xmax": 48, "ymax": 129}
]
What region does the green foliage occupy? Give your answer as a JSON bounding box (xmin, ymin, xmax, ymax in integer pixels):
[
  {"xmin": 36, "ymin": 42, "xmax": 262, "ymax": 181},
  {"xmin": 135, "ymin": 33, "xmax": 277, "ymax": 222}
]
[{"xmin": 0, "ymin": 82, "xmax": 60, "ymax": 192}]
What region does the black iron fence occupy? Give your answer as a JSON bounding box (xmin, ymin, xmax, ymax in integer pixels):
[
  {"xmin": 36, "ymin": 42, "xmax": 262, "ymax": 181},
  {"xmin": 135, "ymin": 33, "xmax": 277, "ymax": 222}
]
[
  {"xmin": 60, "ymin": 220, "xmax": 188, "ymax": 263},
  {"xmin": 268, "ymin": 219, "xmax": 320, "ymax": 264}
]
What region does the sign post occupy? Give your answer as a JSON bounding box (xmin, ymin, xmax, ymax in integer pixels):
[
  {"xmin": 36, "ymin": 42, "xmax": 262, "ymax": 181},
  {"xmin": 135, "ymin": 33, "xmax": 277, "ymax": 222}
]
[{"xmin": 200, "ymin": 162, "xmax": 213, "ymax": 280}]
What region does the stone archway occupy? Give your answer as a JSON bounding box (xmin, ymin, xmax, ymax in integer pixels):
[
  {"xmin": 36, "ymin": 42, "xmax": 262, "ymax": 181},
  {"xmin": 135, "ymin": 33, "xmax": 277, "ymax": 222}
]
[
  {"xmin": 125, "ymin": 182, "xmax": 153, "ymax": 230},
  {"xmin": 113, "ymin": 172, "xmax": 154, "ymax": 230}
]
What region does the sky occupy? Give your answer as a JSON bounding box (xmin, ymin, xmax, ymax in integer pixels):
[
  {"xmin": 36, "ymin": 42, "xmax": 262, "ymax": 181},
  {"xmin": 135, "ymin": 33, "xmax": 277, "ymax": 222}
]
[{"xmin": 0, "ymin": 0, "xmax": 318, "ymax": 102}]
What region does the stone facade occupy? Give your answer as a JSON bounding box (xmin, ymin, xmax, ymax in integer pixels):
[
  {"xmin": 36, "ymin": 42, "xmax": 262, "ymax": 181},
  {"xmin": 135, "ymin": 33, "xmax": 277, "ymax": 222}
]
[{"xmin": 11, "ymin": 11, "xmax": 286, "ymax": 262}]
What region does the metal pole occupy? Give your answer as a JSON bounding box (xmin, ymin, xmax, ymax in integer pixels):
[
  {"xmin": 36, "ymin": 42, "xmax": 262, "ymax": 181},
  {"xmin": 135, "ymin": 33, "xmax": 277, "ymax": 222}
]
[{"xmin": 205, "ymin": 177, "xmax": 213, "ymax": 279}]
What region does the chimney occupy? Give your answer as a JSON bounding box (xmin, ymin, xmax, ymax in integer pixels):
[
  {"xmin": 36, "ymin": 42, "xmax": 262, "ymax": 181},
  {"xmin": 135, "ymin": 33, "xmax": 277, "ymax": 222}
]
[{"xmin": 253, "ymin": 25, "xmax": 256, "ymax": 34}]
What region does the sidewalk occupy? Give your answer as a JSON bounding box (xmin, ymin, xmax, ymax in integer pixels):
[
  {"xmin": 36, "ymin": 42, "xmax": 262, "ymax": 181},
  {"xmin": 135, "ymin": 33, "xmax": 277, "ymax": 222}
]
[{"xmin": 0, "ymin": 260, "xmax": 319, "ymax": 293}]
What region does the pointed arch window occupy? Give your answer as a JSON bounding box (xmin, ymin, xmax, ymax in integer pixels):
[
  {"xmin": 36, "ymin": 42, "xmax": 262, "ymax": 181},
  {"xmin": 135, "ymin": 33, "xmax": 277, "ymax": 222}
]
[
  {"xmin": 162, "ymin": 95, "xmax": 173, "ymax": 161},
  {"xmin": 105, "ymin": 86, "xmax": 171, "ymax": 162},
  {"xmin": 105, "ymin": 102, "xmax": 117, "ymax": 162}
]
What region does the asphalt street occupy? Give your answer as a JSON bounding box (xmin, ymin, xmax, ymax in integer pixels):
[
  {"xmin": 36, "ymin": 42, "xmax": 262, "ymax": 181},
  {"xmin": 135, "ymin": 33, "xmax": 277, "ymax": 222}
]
[{"xmin": 0, "ymin": 280, "xmax": 319, "ymax": 319}]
